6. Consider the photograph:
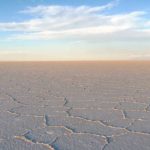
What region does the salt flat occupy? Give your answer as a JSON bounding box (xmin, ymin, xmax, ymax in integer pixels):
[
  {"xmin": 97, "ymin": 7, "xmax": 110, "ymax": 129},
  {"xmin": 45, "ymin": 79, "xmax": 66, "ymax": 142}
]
[{"xmin": 0, "ymin": 61, "xmax": 150, "ymax": 150}]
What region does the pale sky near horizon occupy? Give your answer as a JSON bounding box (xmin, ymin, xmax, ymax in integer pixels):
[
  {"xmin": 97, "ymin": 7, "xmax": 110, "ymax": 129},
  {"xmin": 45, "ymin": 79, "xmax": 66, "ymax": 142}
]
[{"xmin": 0, "ymin": 0, "xmax": 150, "ymax": 61}]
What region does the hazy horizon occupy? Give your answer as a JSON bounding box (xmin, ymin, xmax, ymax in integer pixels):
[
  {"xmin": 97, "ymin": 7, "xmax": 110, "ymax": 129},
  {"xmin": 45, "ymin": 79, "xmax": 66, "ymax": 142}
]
[{"xmin": 0, "ymin": 0, "xmax": 150, "ymax": 61}]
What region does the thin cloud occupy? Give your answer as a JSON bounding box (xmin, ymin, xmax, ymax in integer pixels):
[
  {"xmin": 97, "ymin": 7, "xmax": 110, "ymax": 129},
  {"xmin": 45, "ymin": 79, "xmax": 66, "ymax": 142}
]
[
  {"xmin": 20, "ymin": 0, "xmax": 119, "ymax": 15},
  {"xmin": 0, "ymin": 0, "xmax": 149, "ymax": 40}
]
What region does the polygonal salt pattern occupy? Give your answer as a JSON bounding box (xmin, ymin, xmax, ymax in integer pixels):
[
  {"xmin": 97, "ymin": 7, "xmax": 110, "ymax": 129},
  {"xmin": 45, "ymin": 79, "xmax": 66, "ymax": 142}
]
[{"xmin": 0, "ymin": 62, "xmax": 150, "ymax": 150}]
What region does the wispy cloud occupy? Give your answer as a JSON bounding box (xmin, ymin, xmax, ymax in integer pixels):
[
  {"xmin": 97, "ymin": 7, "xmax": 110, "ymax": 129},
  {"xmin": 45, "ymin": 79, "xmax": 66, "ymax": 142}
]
[
  {"xmin": 20, "ymin": 0, "xmax": 119, "ymax": 15},
  {"xmin": 0, "ymin": 0, "xmax": 149, "ymax": 40}
]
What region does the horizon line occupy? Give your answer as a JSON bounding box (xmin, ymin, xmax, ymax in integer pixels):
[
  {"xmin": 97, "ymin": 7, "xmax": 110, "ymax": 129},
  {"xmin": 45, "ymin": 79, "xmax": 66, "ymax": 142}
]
[{"xmin": 0, "ymin": 60, "xmax": 150, "ymax": 63}]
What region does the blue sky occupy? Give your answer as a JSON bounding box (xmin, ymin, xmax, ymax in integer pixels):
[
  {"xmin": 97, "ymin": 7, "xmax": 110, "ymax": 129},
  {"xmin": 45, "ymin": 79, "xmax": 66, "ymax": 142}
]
[{"xmin": 0, "ymin": 0, "xmax": 150, "ymax": 60}]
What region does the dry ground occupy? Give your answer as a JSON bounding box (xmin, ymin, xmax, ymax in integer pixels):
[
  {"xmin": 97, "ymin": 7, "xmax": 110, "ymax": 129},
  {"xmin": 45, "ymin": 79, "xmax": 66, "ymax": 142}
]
[{"xmin": 0, "ymin": 61, "xmax": 150, "ymax": 150}]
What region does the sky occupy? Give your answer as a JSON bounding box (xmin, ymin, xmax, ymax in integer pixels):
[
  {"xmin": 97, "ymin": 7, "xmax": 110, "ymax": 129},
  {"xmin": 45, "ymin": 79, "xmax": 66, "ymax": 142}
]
[{"xmin": 0, "ymin": 0, "xmax": 150, "ymax": 61}]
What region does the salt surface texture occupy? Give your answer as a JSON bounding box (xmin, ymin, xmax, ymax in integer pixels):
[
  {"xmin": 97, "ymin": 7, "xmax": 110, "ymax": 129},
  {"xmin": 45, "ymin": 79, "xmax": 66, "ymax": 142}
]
[{"xmin": 0, "ymin": 61, "xmax": 150, "ymax": 150}]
